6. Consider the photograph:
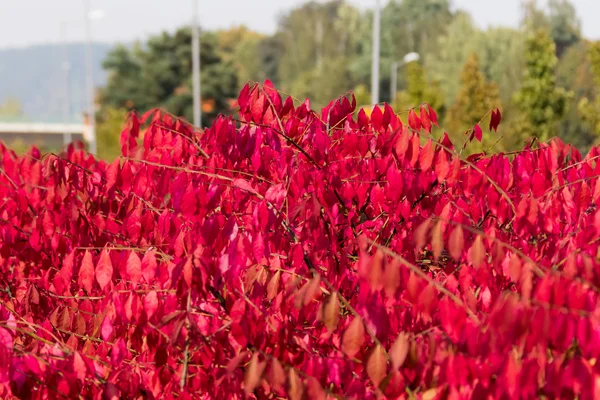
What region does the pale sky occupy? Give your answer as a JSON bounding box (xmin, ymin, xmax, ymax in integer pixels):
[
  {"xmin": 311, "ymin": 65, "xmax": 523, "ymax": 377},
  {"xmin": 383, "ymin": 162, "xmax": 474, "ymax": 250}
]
[{"xmin": 0, "ymin": 0, "xmax": 599, "ymax": 49}]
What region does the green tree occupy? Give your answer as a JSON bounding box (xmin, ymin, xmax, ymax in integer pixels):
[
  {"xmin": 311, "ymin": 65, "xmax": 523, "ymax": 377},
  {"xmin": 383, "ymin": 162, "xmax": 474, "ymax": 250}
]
[
  {"xmin": 513, "ymin": 29, "xmax": 570, "ymax": 142},
  {"xmin": 383, "ymin": 0, "xmax": 453, "ymax": 59},
  {"xmin": 353, "ymin": 84, "xmax": 371, "ymax": 108},
  {"xmin": 578, "ymin": 41, "xmax": 600, "ymax": 148},
  {"xmin": 100, "ymin": 28, "xmax": 237, "ymax": 127},
  {"xmin": 521, "ymin": 0, "xmax": 581, "ymax": 56},
  {"xmin": 426, "ymin": 12, "xmax": 525, "ymax": 109},
  {"xmin": 521, "ymin": 0, "xmax": 550, "ymax": 33},
  {"xmin": 555, "ymin": 41, "xmax": 594, "ymax": 151},
  {"xmin": 96, "ymin": 106, "xmax": 128, "ymax": 161},
  {"xmin": 446, "ymin": 54, "xmax": 502, "ymax": 140},
  {"xmin": 255, "ymin": 35, "xmax": 284, "ymax": 86},
  {"xmin": 393, "ymin": 61, "xmax": 445, "ymax": 119},
  {"xmin": 216, "ymin": 26, "xmax": 265, "ymax": 85},
  {"xmin": 277, "ymin": 1, "xmax": 364, "ymax": 106},
  {"xmin": 548, "ymin": 0, "xmax": 581, "ymax": 56}
]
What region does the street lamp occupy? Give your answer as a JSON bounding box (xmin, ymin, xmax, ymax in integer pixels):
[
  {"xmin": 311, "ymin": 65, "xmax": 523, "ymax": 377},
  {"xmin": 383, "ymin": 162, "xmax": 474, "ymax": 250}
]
[
  {"xmin": 371, "ymin": 0, "xmax": 381, "ymax": 106},
  {"xmin": 83, "ymin": 1, "xmax": 105, "ymax": 155},
  {"xmin": 390, "ymin": 52, "xmax": 420, "ymax": 105},
  {"xmin": 192, "ymin": 0, "xmax": 202, "ymax": 128},
  {"xmin": 60, "ymin": 22, "xmax": 72, "ymax": 146}
]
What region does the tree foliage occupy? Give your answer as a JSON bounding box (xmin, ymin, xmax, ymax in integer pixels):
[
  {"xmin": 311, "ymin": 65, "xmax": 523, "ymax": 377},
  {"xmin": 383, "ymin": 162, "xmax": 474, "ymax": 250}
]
[
  {"xmin": 446, "ymin": 54, "xmax": 501, "ymax": 140},
  {"xmin": 578, "ymin": 41, "xmax": 600, "ymax": 146},
  {"xmin": 96, "ymin": 106, "xmax": 128, "ymax": 161},
  {"xmin": 393, "ymin": 61, "xmax": 445, "ymax": 119},
  {"xmin": 513, "ymin": 29, "xmax": 570, "ymax": 142},
  {"xmin": 100, "ymin": 28, "xmax": 237, "ymax": 127}
]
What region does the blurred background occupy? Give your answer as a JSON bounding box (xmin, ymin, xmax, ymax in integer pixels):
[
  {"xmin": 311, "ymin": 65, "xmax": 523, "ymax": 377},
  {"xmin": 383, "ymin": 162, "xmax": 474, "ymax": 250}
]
[{"xmin": 1, "ymin": 0, "xmax": 600, "ymax": 159}]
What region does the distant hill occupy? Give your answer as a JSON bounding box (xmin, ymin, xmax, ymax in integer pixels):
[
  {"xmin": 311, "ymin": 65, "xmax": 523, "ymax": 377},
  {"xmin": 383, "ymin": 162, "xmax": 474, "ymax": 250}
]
[{"xmin": 0, "ymin": 43, "xmax": 113, "ymax": 123}]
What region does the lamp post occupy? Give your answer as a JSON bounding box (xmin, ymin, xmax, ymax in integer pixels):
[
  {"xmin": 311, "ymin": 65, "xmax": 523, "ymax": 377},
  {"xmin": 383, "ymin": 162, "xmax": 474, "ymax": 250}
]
[
  {"xmin": 60, "ymin": 22, "xmax": 72, "ymax": 146},
  {"xmin": 390, "ymin": 52, "xmax": 420, "ymax": 105},
  {"xmin": 83, "ymin": 1, "xmax": 105, "ymax": 155},
  {"xmin": 371, "ymin": 0, "xmax": 381, "ymax": 106},
  {"xmin": 192, "ymin": 0, "xmax": 202, "ymax": 128}
]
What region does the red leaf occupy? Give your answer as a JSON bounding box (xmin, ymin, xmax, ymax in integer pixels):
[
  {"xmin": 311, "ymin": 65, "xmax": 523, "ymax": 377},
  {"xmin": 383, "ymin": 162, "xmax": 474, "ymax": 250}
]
[
  {"xmin": 342, "ymin": 317, "xmax": 365, "ymax": 358},
  {"xmin": 490, "ymin": 108, "xmax": 502, "ymax": 132},
  {"xmin": 233, "ymin": 179, "xmax": 258, "ymax": 196},
  {"xmin": 251, "ymin": 93, "xmax": 267, "ymax": 123},
  {"xmin": 427, "ymin": 104, "xmax": 438, "ymax": 126},
  {"xmin": 408, "ymin": 109, "xmax": 421, "ymax": 131},
  {"xmin": 495, "ymin": 108, "xmax": 502, "ymax": 129},
  {"xmin": 473, "ymin": 124, "xmax": 483, "ymax": 142},
  {"xmin": 73, "ymin": 352, "xmax": 87, "ymax": 382},
  {"xmin": 95, "ymin": 249, "xmax": 113, "ymax": 291},
  {"xmin": 125, "ymin": 252, "xmax": 142, "ymax": 286},
  {"xmin": 419, "ymin": 139, "xmax": 435, "ymax": 171},
  {"xmin": 144, "ymin": 290, "xmax": 158, "ymax": 319},
  {"xmin": 435, "ymin": 150, "xmax": 450, "ymax": 181},
  {"xmin": 420, "ymin": 106, "xmax": 432, "ymax": 133},
  {"xmin": 141, "ymin": 249, "xmax": 157, "ymax": 284},
  {"xmin": 395, "ymin": 130, "xmax": 410, "ymax": 158},
  {"xmin": 371, "ymin": 105, "xmax": 383, "ymax": 131},
  {"xmin": 357, "ymin": 108, "xmax": 369, "ymax": 129},
  {"xmin": 78, "ymin": 251, "xmax": 94, "ymax": 293}
]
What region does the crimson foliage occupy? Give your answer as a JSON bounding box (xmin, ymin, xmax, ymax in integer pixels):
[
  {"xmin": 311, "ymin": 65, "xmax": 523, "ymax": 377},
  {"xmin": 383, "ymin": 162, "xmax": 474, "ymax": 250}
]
[{"xmin": 1, "ymin": 81, "xmax": 600, "ymax": 399}]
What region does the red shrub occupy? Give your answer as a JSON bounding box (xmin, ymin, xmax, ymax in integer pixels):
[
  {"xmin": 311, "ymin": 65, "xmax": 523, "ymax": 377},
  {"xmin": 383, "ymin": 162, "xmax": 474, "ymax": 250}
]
[{"xmin": 1, "ymin": 81, "xmax": 600, "ymax": 399}]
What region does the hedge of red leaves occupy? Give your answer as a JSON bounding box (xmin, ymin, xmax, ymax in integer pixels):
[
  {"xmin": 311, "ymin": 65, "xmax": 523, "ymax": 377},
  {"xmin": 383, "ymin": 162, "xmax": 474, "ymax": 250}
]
[{"xmin": 2, "ymin": 81, "xmax": 600, "ymax": 399}]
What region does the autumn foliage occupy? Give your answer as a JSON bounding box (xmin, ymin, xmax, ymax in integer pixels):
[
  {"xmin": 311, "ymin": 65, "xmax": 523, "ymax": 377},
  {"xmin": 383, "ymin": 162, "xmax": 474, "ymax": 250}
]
[{"xmin": 2, "ymin": 81, "xmax": 600, "ymax": 399}]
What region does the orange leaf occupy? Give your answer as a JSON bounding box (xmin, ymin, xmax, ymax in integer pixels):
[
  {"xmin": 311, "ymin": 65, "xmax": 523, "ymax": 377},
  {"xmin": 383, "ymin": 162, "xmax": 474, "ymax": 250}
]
[
  {"xmin": 366, "ymin": 344, "xmax": 387, "ymax": 387},
  {"xmin": 383, "ymin": 258, "xmax": 401, "ymax": 298},
  {"xmin": 244, "ymin": 352, "xmax": 266, "ymax": 396},
  {"xmin": 431, "ymin": 221, "xmax": 443, "ymax": 260},
  {"xmin": 267, "ymin": 358, "xmax": 286, "ymax": 392},
  {"xmin": 322, "ymin": 292, "xmax": 340, "ymax": 332},
  {"xmin": 183, "ymin": 257, "xmax": 193, "ymax": 288},
  {"xmin": 390, "ymin": 332, "xmax": 410, "ymax": 370},
  {"xmin": 341, "ymin": 317, "xmax": 365, "ymax": 358},
  {"xmin": 226, "ymin": 351, "xmax": 248, "ymax": 376},
  {"xmin": 368, "ymin": 249, "xmax": 384, "ymax": 290},
  {"xmin": 508, "ymin": 254, "xmax": 522, "ymax": 282},
  {"xmin": 288, "ymin": 368, "xmax": 304, "ymax": 400},
  {"xmin": 306, "ymin": 377, "xmax": 327, "ymax": 400},
  {"xmin": 267, "ymin": 270, "xmax": 281, "ymax": 301},
  {"xmin": 469, "ymin": 235, "xmax": 485, "ymax": 268},
  {"xmin": 448, "ymin": 226, "xmax": 464, "ymax": 261},
  {"xmin": 294, "ymin": 273, "xmax": 321, "ymax": 309},
  {"xmin": 414, "ymin": 218, "xmax": 431, "ymax": 252}
]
